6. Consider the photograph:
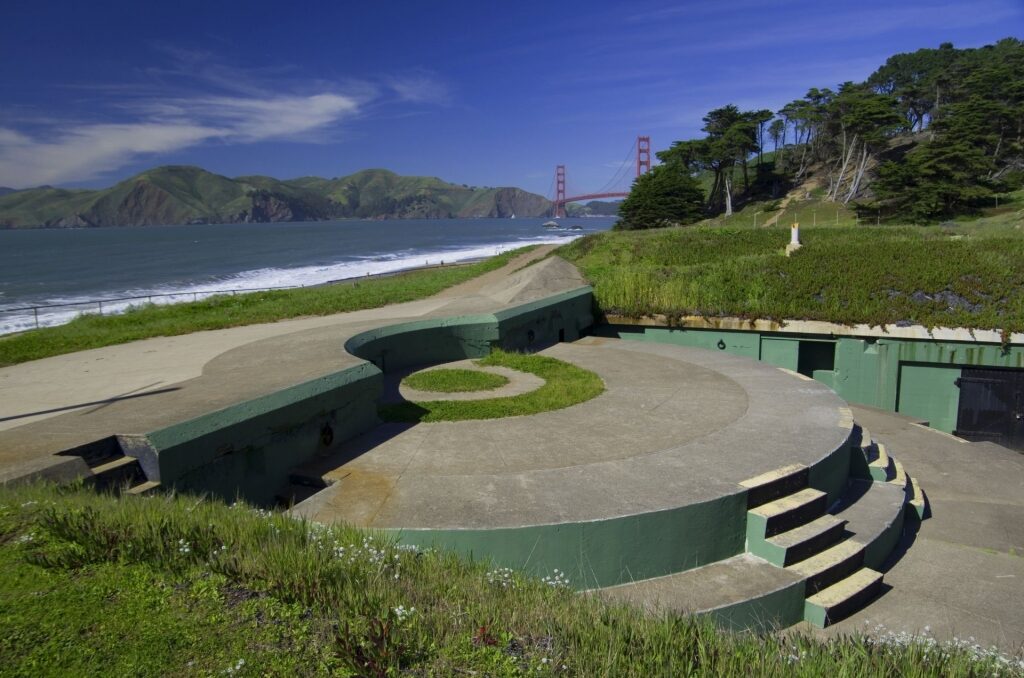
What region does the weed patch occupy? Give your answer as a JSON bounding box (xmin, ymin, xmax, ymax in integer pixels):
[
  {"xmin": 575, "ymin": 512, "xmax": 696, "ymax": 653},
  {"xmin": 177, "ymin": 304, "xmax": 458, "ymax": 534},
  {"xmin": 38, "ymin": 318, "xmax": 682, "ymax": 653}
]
[
  {"xmin": 402, "ymin": 367, "xmax": 510, "ymax": 393},
  {"xmin": 1, "ymin": 484, "xmax": 1021, "ymax": 676}
]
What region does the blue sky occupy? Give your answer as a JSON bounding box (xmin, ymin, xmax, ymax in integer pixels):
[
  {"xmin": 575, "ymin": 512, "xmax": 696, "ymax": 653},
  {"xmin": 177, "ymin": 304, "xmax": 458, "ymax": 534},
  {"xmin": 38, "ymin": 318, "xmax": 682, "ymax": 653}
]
[{"xmin": 1, "ymin": 0, "xmax": 1020, "ymax": 196}]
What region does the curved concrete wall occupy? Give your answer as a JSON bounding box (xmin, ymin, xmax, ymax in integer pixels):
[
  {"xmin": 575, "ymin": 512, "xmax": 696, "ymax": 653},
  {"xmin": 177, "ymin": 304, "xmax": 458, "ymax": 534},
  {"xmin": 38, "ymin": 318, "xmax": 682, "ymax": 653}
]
[{"xmin": 141, "ymin": 287, "xmax": 594, "ymax": 505}]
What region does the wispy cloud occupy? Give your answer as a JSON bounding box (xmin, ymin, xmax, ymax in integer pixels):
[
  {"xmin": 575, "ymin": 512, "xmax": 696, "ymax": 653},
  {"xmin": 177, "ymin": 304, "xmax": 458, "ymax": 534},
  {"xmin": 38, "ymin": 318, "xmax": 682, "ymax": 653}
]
[
  {"xmin": 0, "ymin": 49, "xmax": 446, "ymax": 188},
  {"xmin": 0, "ymin": 122, "xmax": 222, "ymax": 188},
  {"xmin": 387, "ymin": 71, "xmax": 452, "ymax": 105},
  {"xmin": 0, "ymin": 90, "xmax": 363, "ymax": 187}
]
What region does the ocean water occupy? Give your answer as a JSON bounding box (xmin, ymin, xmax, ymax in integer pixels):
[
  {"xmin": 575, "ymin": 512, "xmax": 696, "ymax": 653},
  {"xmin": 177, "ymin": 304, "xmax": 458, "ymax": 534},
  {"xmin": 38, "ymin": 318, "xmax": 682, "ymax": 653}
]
[{"xmin": 0, "ymin": 217, "xmax": 614, "ymax": 335}]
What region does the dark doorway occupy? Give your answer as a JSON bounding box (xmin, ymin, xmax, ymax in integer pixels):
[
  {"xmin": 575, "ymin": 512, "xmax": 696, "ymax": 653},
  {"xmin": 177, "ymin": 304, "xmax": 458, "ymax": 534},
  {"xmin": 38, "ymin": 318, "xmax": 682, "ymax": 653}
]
[
  {"xmin": 954, "ymin": 368, "xmax": 1024, "ymax": 451},
  {"xmin": 797, "ymin": 340, "xmax": 836, "ymax": 378}
]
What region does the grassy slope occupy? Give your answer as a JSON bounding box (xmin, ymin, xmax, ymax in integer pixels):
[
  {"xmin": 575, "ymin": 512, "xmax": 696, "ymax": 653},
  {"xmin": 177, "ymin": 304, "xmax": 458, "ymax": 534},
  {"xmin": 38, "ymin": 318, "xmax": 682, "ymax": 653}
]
[
  {"xmin": 0, "ymin": 248, "xmax": 533, "ymax": 367},
  {"xmin": 1, "ymin": 484, "xmax": 1018, "ymax": 677},
  {"xmin": 559, "ymin": 222, "xmax": 1024, "ymax": 334}
]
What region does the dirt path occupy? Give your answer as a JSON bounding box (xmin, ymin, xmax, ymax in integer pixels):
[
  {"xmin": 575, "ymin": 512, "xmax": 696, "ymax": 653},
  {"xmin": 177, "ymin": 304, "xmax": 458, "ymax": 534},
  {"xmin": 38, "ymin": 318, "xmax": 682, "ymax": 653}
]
[{"xmin": 761, "ymin": 178, "xmax": 820, "ymax": 228}]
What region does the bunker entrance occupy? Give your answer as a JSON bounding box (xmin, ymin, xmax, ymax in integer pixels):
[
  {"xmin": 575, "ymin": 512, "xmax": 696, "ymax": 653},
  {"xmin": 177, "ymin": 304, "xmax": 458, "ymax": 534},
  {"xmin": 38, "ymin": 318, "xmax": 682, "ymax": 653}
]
[
  {"xmin": 797, "ymin": 340, "xmax": 836, "ymax": 379},
  {"xmin": 954, "ymin": 367, "xmax": 1024, "ymax": 452}
]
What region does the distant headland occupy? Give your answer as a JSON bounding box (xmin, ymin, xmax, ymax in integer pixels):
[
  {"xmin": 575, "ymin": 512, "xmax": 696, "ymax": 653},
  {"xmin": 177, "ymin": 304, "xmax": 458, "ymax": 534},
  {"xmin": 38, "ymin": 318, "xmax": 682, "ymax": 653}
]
[{"xmin": 0, "ymin": 165, "xmax": 621, "ymax": 229}]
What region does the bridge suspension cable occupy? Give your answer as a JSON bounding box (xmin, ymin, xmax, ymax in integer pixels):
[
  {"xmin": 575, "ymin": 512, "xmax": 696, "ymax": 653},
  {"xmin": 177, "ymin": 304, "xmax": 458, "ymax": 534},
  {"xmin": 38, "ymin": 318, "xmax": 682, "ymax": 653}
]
[
  {"xmin": 552, "ymin": 134, "xmax": 651, "ymax": 218},
  {"xmin": 594, "ymin": 138, "xmax": 639, "ymax": 196}
]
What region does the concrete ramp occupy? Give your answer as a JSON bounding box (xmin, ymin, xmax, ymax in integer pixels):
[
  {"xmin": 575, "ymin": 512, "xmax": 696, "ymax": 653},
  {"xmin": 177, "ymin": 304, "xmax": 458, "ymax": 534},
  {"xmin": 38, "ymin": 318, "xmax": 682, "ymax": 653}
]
[{"xmin": 475, "ymin": 256, "xmax": 588, "ymax": 306}]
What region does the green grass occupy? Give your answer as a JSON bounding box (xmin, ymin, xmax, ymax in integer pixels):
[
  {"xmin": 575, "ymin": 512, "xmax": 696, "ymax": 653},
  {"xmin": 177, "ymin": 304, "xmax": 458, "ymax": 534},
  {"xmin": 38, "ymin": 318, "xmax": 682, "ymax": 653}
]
[
  {"xmin": 1, "ymin": 483, "xmax": 1020, "ymax": 676},
  {"xmin": 0, "ymin": 247, "xmax": 534, "ymax": 368},
  {"xmin": 403, "ymin": 367, "xmax": 510, "ymax": 393},
  {"xmin": 558, "ymin": 226, "xmax": 1024, "ymax": 334},
  {"xmin": 381, "ymin": 349, "xmax": 604, "ymax": 422}
]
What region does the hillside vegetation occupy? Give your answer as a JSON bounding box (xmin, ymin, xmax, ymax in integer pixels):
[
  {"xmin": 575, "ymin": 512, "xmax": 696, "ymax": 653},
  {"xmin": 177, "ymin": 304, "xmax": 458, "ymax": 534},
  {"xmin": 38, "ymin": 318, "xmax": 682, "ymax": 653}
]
[
  {"xmin": 0, "ymin": 166, "xmax": 553, "ymax": 228},
  {"xmin": 2, "ymin": 483, "xmax": 1019, "ymax": 676},
  {"xmin": 620, "ymin": 38, "xmax": 1023, "ymax": 229},
  {"xmin": 559, "ymin": 221, "xmax": 1024, "ymax": 335}
]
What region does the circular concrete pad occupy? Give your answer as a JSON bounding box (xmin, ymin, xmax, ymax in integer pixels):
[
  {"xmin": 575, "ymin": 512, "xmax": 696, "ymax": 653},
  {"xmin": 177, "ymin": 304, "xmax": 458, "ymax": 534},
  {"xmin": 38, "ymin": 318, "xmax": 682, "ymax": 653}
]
[
  {"xmin": 393, "ymin": 360, "xmax": 546, "ymax": 403},
  {"xmin": 292, "ymin": 337, "xmax": 852, "ymax": 530}
]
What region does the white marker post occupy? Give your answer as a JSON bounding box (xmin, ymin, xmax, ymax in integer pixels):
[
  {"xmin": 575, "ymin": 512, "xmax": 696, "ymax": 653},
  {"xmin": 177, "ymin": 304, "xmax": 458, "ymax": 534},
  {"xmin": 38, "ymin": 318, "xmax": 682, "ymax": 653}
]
[{"xmin": 786, "ymin": 222, "xmax": 802, "ymax": 256}]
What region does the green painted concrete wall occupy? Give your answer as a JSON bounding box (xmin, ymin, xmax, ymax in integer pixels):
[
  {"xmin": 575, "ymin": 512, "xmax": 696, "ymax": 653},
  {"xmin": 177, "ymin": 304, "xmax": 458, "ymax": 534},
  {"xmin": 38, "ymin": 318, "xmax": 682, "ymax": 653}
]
[
  {"xmin": 897, "ymin": 364, "xmax": 962, "ymax": 432},
  {"xmin": 701, "ymin": 580, "xmax": 806, "ymax": 633},
  {"xmin": 392, "ymin": 493, "xmax": 748, "ymax": 590},
  {"xmin": 136, "ymin": 287, "xmax": 594, "ymax": 505},
  {"xmin": 760, "ymin": 337, "xmax": 800, "ymax": 371},
  {"xmin": 601, "ymin": 324, "xmax": 1024, "ymax": 434},
  {"xmin": 148, "ymin": 363, "xmax": 383, "ymax": 505}
]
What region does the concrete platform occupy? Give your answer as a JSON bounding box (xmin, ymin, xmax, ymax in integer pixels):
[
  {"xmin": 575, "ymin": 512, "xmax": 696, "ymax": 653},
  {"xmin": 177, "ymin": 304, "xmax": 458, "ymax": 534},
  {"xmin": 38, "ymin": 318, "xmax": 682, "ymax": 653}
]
[
  {"xmin": 8, "ymin": 248, "xmax": 1017, "ymax": 643},
  {"xmin": 292, "ymin": 338, "xmax": 852, "ymax": 530}
]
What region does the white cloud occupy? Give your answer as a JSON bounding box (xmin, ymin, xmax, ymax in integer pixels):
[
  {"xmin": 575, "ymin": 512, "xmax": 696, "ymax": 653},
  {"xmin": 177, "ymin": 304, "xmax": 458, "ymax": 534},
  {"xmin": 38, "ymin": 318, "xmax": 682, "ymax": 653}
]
[
  {"xmin": 0, "ymin": 122, "xmax": 222, "ymax": 187},
  {"xmin": 0, "ymin": 92, "xmax": 363, "ymax": 187},
  {"xmin": 387, "ymin": 72, "xmax": 451, "ymax": 105},
  {"xmin": 185, "ymin": 93, "xmax": 361, "ymax": 141}
]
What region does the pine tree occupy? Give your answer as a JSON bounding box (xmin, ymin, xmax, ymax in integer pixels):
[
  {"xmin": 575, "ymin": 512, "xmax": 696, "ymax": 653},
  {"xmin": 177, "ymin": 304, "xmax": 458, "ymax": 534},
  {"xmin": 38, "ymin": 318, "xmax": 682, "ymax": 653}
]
[{"xmin": 616, "ymin": 165, "xmax": 705, "ymax": 230}]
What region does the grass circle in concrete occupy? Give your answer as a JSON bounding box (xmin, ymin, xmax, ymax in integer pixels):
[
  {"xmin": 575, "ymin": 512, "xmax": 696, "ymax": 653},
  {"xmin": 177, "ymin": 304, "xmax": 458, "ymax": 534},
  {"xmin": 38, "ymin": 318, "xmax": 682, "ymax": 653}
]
[
  {"xmin": 402, "ymin": 368, "xmax": 510, "ymax": 393},
  {"xmin": 381, "ymin": 349, "xmax": 604, "ymax": 422}
]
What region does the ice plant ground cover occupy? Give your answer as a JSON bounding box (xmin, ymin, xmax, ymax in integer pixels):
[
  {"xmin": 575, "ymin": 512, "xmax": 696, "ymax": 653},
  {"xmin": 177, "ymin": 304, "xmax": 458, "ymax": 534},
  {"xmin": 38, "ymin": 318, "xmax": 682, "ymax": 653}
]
[
  {"xmin": 558, "ymin": 224, "xmax": 1024, "ymax": 335},
  {"xmin": 1, "ymin": 483, "xmax": 1021, "ymax": 677},
  {"xmin": 0, "ymin": 246, "xmax": 537, "ymax": 368}
]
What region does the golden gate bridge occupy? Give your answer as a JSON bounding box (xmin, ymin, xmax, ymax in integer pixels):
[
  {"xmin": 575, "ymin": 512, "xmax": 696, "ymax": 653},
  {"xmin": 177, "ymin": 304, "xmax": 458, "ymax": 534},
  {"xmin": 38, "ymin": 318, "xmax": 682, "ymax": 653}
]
[{"xmin": 551, "ymin": 135, "xmax": 650, "ymax": 217}]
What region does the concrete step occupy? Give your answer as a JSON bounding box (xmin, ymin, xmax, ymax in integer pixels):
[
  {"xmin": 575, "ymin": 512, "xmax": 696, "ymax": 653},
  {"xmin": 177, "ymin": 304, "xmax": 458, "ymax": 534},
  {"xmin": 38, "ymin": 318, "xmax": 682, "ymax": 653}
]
[
  {"xmin": 747, "ymin": 487, "xmax": 827, "ymax": 540},
  {"xmin": 830, "ymin": 479, "xmax": 907, "ymax": 570},
  {"xmin": 857, "ymin": 425, "xmax": 873, "ymax": 451},
  {"xmin": 804, "ymin": 567, "xmax": 883, "ymax": 628},
  {"xmin": 787, "ymin": 538, "xmax": 865, "ymax": 595},
  {"xmin": 595, "ymin": 554, "xmax": 806, "ymax": 632},
  {"xmin": 868, "ymin": 442, "xmax": 892, "ymax": 481},
  {"xmin": 739, "ymin": 463, "xmax": 809, "ymax": 510},
  {"xmin": 126, "ymin": 480, "xmax": 161, "ymax": 496},
  {"xmin": 889, "ymin": 457, "xmax": 909, "ymax": 491},
  {"xmin": 90, "ymin": 455, "xmax": 138, "ymax": 475},
  {"xmin": 87, "ymin": 455, "xmax": 146, "ymax": 491},
  {"xmin": 288, "ymin": 471, "xmax": 330, "ymax": 489},
  {"xmin": 907, "ymin": 475, "xmax": 929, "ymax": 520},
  {"xmin": 751, "ymin": 515, "xmax": 847, "ymax": 567}
]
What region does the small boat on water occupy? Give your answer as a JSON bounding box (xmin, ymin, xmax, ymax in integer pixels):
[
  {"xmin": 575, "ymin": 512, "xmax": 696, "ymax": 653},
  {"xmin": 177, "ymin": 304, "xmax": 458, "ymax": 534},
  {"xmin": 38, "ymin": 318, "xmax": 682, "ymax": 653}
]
[{"xmin": 542, "ymin": 220, "xmax": 559, "ymax": 229}]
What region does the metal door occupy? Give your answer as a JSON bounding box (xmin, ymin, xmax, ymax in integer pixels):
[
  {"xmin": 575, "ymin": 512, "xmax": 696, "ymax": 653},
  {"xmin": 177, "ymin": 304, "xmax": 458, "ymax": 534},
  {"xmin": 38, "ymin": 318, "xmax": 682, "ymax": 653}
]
[{"xmin": 954, "ymin": 368, "xmax": 1024, "ymax": 451}]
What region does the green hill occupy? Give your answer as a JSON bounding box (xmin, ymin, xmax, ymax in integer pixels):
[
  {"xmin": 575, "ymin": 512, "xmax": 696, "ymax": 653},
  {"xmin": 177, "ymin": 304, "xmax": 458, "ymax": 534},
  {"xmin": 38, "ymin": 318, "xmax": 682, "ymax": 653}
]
[{"xmin": 0, "ymin": 166, "xmax": 554, "ymax": 228}]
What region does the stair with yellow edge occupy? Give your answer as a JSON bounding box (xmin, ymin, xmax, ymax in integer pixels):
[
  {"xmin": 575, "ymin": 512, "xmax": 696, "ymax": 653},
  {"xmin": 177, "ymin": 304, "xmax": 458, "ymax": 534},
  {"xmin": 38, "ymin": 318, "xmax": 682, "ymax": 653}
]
[{"xmin": 742, "ymin": 459, "xmax": 890, "ymax": 629}]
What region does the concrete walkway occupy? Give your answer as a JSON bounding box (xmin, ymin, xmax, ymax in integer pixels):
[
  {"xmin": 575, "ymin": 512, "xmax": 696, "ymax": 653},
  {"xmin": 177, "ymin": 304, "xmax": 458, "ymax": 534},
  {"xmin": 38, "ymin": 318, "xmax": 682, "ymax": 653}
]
[{"xmin": 0, "ymin": 246, "xmax": 568, "ymax": 471}]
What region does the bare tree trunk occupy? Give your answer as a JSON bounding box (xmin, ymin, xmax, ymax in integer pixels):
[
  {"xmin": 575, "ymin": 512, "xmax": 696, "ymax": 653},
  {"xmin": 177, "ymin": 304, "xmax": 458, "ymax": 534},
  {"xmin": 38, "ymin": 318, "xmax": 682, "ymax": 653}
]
[
  {"xmin": 796, "ymin": 143, "xmax": 810, "ymax": 179},
  {"xmin": 724, "ymin": 175, "xmax": 733, "ymax": 216},
  {"xmin": 709, "ymin": 170, "xmax": 722, "ymax": 212},
  {"xmin": 829, "ymin": 134, "xmax": 858, "ymax": 202},
  {"xmin": 844, "ymin": 146, "xmax": 870, "ymax": 204}
]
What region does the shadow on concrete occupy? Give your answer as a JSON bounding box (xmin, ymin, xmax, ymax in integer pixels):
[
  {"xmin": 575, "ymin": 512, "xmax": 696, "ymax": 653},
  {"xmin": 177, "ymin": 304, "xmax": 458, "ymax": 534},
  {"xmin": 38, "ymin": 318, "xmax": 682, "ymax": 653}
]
[
  {"xmin": 880, "ymin": 514, "xmax": 923, "ymax": 573},
  {"xmin": 0, "ymin": 385, "xmax": 181, "ymax": 423}
]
